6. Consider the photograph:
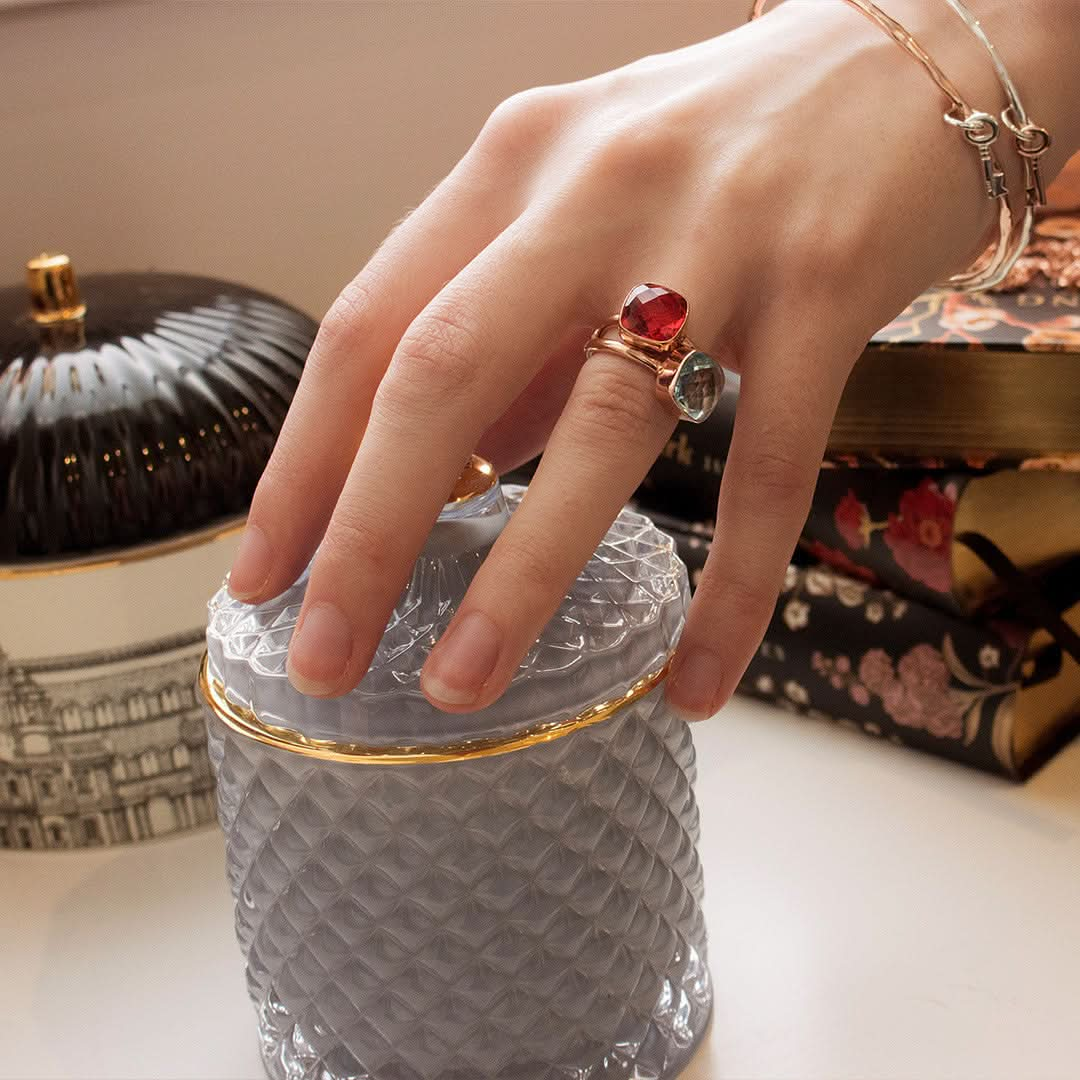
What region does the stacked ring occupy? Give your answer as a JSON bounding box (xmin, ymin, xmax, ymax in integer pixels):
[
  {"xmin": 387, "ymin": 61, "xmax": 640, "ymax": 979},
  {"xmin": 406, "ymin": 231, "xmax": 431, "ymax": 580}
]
[{"xmin": 584, "ymin": 283, "xmax": 724, "ymax": 424}]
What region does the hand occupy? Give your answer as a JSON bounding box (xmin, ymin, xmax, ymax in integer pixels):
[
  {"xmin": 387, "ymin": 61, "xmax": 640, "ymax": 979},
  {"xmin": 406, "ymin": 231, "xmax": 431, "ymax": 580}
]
[{"xmin": 227, "ymin": 0, "xmax": 1078, "ymax": 717}]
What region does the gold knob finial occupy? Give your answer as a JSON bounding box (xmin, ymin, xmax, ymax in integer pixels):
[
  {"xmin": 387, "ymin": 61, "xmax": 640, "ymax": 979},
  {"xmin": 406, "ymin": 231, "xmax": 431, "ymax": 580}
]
[
  {"xmin": 26, "ymin": 253, "xmax": 86, "ymax": 325},
  {"xmin": 448, "ymin": 455, "xmax": 498, "ymax": 503}
]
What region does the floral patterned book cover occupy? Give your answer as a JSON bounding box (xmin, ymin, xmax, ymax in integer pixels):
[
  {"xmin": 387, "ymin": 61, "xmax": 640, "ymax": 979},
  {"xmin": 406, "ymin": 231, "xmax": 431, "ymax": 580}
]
[
  {"xmin": 638, "ymin": 464, "xmax": 1079, "ymax": 619},
  {"xmin": 802, "ymin": 468, "xmax": 1080, "ymax": 616},
  {"xmin": 643, "ymin": 508, "xmax": 1080, "ymax": 780}
]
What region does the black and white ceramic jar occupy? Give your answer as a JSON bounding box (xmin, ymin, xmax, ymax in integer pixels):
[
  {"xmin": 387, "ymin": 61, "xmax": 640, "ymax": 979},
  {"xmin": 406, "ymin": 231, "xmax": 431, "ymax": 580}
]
[{"xmin": 0, "ymin": 255, "xmax": 316, "ymax": 850}]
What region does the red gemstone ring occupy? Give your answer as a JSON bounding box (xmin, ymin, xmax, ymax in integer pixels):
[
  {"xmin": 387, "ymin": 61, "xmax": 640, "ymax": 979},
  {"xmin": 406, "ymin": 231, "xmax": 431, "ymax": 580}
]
[{"xmin": 584, "ymin": 284, "xmax": 723, "ymax": 424}]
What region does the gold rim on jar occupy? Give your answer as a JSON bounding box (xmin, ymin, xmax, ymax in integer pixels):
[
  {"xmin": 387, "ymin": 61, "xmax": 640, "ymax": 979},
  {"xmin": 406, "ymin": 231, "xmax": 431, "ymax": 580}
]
[
  {"xmin": 0, "ymin": 516, "xmax": 247, "ymax": 580},
  {"xmin": 197, "ymin": 651, "xmax": 672, "ymax": 765}
]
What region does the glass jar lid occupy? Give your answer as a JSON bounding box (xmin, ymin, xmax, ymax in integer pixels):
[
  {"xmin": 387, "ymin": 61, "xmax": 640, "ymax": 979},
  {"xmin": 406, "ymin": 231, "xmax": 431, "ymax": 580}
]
[{"xmin": 203, "ymin": 458, "xmax": 689, "ymax": 757}]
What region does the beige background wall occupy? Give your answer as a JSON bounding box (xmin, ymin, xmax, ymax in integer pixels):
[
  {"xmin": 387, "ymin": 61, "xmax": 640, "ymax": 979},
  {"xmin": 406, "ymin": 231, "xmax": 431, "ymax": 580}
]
[{"xmin": 1, "ymin": 0, "xmax": 744, "ymax": 320}]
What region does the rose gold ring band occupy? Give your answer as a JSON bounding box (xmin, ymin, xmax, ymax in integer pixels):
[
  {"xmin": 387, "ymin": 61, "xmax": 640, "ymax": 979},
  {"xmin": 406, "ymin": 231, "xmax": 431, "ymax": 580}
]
[{"xmin": 584, "ymin": 283, "xmax": 724, "ymax": 424}]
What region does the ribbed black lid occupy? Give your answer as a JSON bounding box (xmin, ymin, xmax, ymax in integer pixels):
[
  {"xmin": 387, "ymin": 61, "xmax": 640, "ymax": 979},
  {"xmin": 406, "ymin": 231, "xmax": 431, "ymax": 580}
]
[{"xmin": 0, "ymin": 260, "xmax": 317, "ymax": 560}]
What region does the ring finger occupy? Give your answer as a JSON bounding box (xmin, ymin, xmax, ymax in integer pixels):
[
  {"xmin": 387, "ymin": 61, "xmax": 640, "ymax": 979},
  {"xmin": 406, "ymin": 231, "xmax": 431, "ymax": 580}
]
[{"xmin": 419, "ymin": 321, "xmax": 728, "ymax": 712}]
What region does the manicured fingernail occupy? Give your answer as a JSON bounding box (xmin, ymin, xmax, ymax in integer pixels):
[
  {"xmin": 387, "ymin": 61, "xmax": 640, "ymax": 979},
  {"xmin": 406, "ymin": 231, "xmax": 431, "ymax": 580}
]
[
  {"xmin": 666, "ymin": 647, "xmax": 723, "ymax": 722},
  {"xmin": 287, "ymin": 602, "xmax": 354, "ymax": 696},
  {"xmin": 228, "ymin": 523, "xmax": 272, "ymax": 601},
  {"xmin": 421, "ymin": 611, "xmax": 502, "ymax": 706}
]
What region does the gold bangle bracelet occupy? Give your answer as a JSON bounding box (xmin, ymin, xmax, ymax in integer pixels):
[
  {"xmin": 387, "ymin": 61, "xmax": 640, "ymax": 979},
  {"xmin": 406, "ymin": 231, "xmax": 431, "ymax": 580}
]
[
  {"xmin": 938, "ymin": 0, "xmax": 1052, "ymax": 289},
  {"xmin": 748, "ymin": 0, "xmax": 1016, "ymax": 292},
  {"xmin": 942, "ymin": 0, "xmax": 1051, "ymax": 209}
]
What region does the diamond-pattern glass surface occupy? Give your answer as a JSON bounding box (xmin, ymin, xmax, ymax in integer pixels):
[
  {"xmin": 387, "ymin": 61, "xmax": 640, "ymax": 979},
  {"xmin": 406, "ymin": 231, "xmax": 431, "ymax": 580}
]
[
  {"xmin": 204, "ymin": 485, "xmax": 709, "ymax": 1078},
  {"xmin": 205, "ymin": 487, "xmax": 689, "ymax": 747},
  {"xmin": 206, "ymin": 692, "xmax": 710, "ymax": 1080}
]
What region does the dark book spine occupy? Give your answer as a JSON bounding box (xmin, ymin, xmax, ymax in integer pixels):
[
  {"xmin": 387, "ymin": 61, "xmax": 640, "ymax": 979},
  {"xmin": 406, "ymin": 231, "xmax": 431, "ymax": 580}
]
[
  {"xmin": 647, "ymin": 510, "xmax": 1032, "ymax": 779},
  {"xmin": 634, "ymin": 369, "xmax": 1069, "ymax": 523}
]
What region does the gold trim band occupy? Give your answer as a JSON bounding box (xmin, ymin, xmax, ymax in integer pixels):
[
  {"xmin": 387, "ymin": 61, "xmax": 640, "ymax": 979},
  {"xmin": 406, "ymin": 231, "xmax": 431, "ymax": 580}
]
[
  {"xmin": 0, "ymin": 516, "xmax": 246, "ymax": 580},
  {"xmin": 198, "ymin": 652, "xmax": 671, "ymax": 764},
  {"xmin": 584, "ymin": 318, "xmax": 682, "ymax": 377}
]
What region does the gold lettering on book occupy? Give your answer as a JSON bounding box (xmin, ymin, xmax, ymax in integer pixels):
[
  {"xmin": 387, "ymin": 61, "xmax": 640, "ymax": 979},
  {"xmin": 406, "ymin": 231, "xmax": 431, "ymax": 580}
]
[
  {"xmin": 703, "ymin": 454, "xmax": 725, "ymax": 476},
  {"xmin": 1017, "ymin": 293, "xmax": 1044, "ymax": 306},
  {"xmin": 1051, "ymin": 293, "xmax": 1078, "ymax": 308},
  {"xmin": 661, "ymin": 432, "xmax": 695, "ymax": 468}
]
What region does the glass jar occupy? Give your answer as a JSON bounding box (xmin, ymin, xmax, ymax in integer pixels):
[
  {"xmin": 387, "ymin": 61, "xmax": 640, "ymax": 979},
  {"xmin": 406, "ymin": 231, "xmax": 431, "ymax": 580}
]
[{"xmin": 199, "ymin": 457, "xmax": 711, "ymax": 1080}]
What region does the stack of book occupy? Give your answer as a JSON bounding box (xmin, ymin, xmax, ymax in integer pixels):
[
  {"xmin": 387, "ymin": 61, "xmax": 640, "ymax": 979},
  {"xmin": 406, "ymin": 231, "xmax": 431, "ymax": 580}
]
[{"xmin": 634, "ymin": 211, "xmax": 1080, "ymax": 779}]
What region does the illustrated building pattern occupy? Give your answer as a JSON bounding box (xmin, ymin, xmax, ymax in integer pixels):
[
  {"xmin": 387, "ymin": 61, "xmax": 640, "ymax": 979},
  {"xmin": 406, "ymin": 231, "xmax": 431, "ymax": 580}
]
[{"xmin": 0, "ymin": 631, "xmax": 214, "ymax": 850}]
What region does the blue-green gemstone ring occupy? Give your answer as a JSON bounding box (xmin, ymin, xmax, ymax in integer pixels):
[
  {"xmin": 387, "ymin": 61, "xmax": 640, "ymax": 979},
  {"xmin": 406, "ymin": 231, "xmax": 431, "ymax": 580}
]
[{"xmin": 583, "ymin": 284, "xmax": 724, "ymax": 424}]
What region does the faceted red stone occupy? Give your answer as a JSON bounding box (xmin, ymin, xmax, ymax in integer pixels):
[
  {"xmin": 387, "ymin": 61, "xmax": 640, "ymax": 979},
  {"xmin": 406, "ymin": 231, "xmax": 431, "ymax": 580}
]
[{"xmin": 619, "ymin": 284, "xmax": 688, "ymax": 342}]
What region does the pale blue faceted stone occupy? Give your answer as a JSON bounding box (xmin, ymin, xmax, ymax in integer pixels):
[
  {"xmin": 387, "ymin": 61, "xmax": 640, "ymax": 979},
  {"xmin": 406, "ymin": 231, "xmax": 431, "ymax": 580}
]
[{"xmin": 672, "ymin": 350, "xmax": 720, "ymax": 422}]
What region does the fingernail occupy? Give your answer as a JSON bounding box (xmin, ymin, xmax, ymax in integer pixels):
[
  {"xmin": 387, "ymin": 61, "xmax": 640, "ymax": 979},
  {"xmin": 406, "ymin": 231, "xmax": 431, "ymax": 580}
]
[
  {"xmin": 666, "ymin": 647, "xmax": 723, "ymax": 722},
  {"xmin": 287, "ymin": 602, "xmax": 354, "ymax": 696},
  {"xmin": 228, "ymin": 524, "xmax": 272, "ymax": 601},
  {"xmin": 421, "ymin": 611, "xmax": 502, "ymax": 706}
]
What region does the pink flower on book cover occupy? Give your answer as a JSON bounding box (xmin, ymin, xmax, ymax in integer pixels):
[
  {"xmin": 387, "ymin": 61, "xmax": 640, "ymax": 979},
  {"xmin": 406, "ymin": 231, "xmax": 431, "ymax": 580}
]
[
  {"xmin": 849, "ymin": 683, "xmax": 871, "ymax": 707},
  {"xmin": 835, "ymin": 490, "xmax": 871, "ymax": 550},
  {"xmin": 882, "ymin": 477, "xmax": 958, "ymax": 593},
  {"xmin": 888, "ymin": 644, "xmax": 965, "ymax": 739},
  {"xmin": 858, "ymin": 649, "xmax": 895, "ymax": 694},
  {"xmin": 815, "ymin": 640, "xmax": 1016, "ymax": 751},
  {"xmin": 855, "ymin": 646, "xmax": 963, "ymax": 738}
]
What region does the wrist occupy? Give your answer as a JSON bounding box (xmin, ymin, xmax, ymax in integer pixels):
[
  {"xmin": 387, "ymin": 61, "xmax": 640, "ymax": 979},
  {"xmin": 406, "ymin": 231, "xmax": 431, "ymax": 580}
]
[{"xmin": 879, "ymin": 0, "xmax": 1080, "ymax": 180}]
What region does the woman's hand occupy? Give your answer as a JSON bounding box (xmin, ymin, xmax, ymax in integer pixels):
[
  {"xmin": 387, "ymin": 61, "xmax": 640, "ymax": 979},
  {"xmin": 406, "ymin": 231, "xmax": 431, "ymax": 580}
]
[{"xmin": 226, "ymin": 0, "xmax": 1078, "ymax": 717}]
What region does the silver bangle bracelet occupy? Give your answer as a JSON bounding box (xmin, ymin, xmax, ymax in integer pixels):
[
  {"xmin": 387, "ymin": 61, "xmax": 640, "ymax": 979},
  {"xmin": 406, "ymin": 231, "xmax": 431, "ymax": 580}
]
[{"xmin": 941, "ymin": 0, "xmax": 1053, "ymax": 290}]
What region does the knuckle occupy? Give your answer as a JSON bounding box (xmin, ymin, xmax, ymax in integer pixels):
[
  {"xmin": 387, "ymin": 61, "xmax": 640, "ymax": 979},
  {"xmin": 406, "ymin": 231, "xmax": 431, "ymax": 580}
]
[
  {"xmin": 778, "ymin": 209, "xmax": 873, "ymax": 297},
  {"xmin": 252, "ymin": 445, "xmax": 305, "ymax": 502},
  {"xmin": 476, "ymin": 85, "xmax": 573, "ymax": 160},
  {"xmin": 312, "ymin": 277, "xmax": 379, "ymax": 369},
  {"xmin": 576, "ymin": 114, "xmax": 694, "ymax": 191},
  {"xmin": 571, "ymin": 361, "xmax": 657, "ymax": 443},
  {"xmin": 496, "ymin": 533, "xmax": 560, "ymax": 594},
  {"xmin": 740, "ymin": 442, "xmax": 812, "ymax": 506},
  {"xmin": 320, "ymin": 502, "xmax": 393, "ymax": 580},
  {"xmin": 381, "ymin": 305, "xmax": 486, "ymax": 411},
  {"xmin": 786, "ymin": 234, "xmax": 843, "ymax": 294},
  {"xmin": 711, "ymin": 570, "xmax": 779, "ymax": 631}
]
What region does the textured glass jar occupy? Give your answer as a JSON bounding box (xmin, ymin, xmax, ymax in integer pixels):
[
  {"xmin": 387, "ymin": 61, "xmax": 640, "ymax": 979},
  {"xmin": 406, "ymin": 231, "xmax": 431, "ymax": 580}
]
[{"xmin": 200, "ymin": 460, "xmax": 711, "ymax": 1080}]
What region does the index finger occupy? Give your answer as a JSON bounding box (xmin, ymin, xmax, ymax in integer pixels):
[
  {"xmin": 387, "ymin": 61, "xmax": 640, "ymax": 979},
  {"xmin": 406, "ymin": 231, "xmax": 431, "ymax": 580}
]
[
  {"xmin": 227, "ymin": 151, "xmax": 518, "ymax": 604},
  {"xmin": 284, "ymin": 213, "xmax": 609, "ymax": 696}
]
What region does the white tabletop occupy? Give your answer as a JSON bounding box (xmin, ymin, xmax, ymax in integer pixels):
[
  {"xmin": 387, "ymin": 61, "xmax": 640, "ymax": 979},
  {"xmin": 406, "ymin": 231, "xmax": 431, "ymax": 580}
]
[{"xmin": 4, "ymin": 697, "xmax": 1079, "ymax": 1080}]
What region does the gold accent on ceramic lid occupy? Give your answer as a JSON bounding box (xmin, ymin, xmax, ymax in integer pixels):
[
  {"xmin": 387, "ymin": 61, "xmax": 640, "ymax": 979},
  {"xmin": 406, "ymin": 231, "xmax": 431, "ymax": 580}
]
[
  {"xmin": 26, "ymin": 253, "xmax": 86, "ymax": 324},
  {"xmin": 0, "ymin": 516, "xmax": 246, "ymax": 580},
  {"xmin": 198, "ymin": 651, "xmax": 672, "ymax": 765}
]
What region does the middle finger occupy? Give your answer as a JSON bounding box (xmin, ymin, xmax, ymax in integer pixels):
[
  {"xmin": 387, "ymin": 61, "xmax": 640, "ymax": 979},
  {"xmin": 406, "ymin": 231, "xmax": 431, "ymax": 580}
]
[
  {"xmin": 420, "ymin": 344, "xmax": 683, "ymax": 711},
  {"xmin": 285, "ymin": 210, "xmax": 609, "ymax": 696}
]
